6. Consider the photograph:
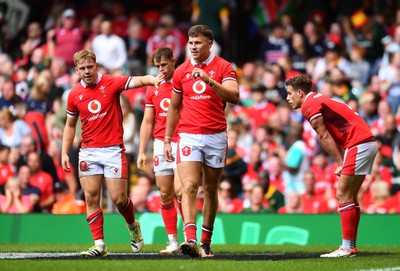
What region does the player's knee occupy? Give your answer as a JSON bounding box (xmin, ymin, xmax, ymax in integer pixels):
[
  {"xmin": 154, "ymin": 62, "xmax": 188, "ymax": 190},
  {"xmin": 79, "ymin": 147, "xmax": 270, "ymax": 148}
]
[{"xmin": 160, "ymin": 190, "xmax": 174, "ymax": 203}]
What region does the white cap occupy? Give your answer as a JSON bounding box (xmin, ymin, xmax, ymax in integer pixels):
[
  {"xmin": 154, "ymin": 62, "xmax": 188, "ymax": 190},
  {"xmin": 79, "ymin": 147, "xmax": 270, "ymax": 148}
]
[{"xmin": 62, "ymin": 8, "xmax": 76, "ymax": 18}]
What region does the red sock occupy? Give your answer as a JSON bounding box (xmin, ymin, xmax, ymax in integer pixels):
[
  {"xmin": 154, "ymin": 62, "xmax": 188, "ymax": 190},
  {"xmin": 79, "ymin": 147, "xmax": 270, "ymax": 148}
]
[
  {"xmin": 177, "ymin": 198, "xmax": 184, "ymax": 222},
  {"xmin": 355, "ymin": 204, "xmax": 361, "ymax": 239},
  {"xmin": 339, "ymin": 202, "xmax": 357, "ymax": 239},
  {"xmin": 184, "ymin": 222, "xmax": 197, "ymax": 243},
  {"xmin": 161, "ymin": 202, "xmax": 178, "ymax": 235},
  {"xmin": 117, "ymin": 198, "xmax": 135, "ymax": 225},
  {"xmin": 87, "ymin": 209, "xmax": 104, "ymax": 240},
  {"xmin": 200, "ymin": 224, "xmax": 213, "ymax": 245}
]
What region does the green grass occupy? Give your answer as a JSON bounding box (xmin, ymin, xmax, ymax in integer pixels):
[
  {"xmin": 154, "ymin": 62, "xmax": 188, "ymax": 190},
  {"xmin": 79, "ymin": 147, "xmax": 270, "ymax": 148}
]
[{"xmin": 1, "ymin": 244, "xmax": 399, "ymax": 271}]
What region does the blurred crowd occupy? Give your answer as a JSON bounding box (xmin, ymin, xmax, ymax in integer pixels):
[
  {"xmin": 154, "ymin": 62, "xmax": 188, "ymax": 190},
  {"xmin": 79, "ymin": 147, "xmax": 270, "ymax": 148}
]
[{"xmin": 0, "ymin": 0, "xmax": 399, "ymax": 215}]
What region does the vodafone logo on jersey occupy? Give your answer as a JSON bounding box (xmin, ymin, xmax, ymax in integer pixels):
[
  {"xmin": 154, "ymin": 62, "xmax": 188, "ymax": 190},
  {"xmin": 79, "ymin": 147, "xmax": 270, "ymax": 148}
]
[
  {"xmin": 88, "ymin": 100, "xmax": 101, "ymax": 113},
  {"xmin": 87, "ymin": 100, "xmax": 108, "ymax": 121},
  {"xmin": 192, "ymin": 81, "xmax": 206, "ymax": 94},
  {"xmin": 191, "ymin": 81, "xmax": 211, "ymax": 100},
  {"xmin": 160, "ymin": 98, "xmax": 170, "ymax": 111}
]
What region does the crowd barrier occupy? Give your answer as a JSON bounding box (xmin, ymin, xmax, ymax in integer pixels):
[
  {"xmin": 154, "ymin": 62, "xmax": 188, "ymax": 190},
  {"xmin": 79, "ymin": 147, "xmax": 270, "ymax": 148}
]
[{"xmin": 1, "ymin": 213, "xmax": 399, "ymax": 245}]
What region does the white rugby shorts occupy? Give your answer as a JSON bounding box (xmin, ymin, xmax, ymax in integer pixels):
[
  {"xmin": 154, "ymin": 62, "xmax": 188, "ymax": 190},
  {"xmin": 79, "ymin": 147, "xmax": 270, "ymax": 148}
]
[
  {"xmin": 78, "ymin": 145, "xmax": 127, "ymax": 178},
  {"xmin": 153, "ymin": 139, "xmax": 177, "ymax": 176},
  {"xmin": 177, "ymin": 132, "xmax": 227, "ymax": 168}
]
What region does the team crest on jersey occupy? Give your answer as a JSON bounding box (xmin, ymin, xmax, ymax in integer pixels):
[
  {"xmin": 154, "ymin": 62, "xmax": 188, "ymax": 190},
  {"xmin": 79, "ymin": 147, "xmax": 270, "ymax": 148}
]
[
  {"xmin": 182, "ymin": 146, "xmax": 191, "ymax": 156},
  {"xmin": 114, "ymin": 168, "xmax": 119, "ymax": 173},
  {"xmin": 186, "ymin": 73, "xmax": 191, "ymax": 79},
  {"xmin": 79, "ymin": 95, "xmax": 83, "ymax": 100},
  {"xmin": 155, "ymin": 90, "xmax": 159, "ymax": 96},
  {"xmin": 80, "ymin": 161, "xmax": 88, "ymax": 171},
  {"xmin": 100, "ymin": 86, "xmax": 106, "ymax": 93},
  {"xmin": 209, "ymin": 70, "xmax": 215, "ymax": 77},
  {"xmin": 154, "ymin": 156, "xmax": 159, "ymax": 166}
]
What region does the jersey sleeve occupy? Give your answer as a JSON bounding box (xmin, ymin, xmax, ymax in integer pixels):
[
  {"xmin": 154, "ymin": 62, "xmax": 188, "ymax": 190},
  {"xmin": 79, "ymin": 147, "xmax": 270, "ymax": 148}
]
[
  {"xmin": 145, "ymin": 86, "xmax": 154, "ymax": 108},
  {"xmin": 301, "ymin": 93, "xmax": 323, "ymax": 123},
  {"xmin": 112, "ymin": 75, "xmax": 133, "ymax": 92},
  {"xmin": 66, "ymin": 90, "xmax": 79, "ymax": 118},
  {"xmin": 172, "ymin": 67, "xmax": 183, "ymax": 94}
]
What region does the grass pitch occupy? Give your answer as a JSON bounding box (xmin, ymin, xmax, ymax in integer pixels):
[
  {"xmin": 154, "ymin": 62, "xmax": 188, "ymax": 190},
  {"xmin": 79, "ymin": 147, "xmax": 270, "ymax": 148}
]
[{"xmin": 0, "ymin": 244, "xmax": 399, "ymax": 271}]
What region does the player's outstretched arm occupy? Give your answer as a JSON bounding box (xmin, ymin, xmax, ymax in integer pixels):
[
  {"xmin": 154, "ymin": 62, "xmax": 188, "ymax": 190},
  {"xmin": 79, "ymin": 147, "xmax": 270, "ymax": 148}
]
[{"xmin": 129, "ymin": 74, "xmax": 165, "ymax": 89}]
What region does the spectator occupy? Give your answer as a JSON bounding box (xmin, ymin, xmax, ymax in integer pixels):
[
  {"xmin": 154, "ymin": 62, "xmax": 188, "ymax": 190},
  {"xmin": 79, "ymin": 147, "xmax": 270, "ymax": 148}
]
[
  {"xmin": 129, "ymin": 173, "xmax": 154, "ymax": 213},
  {"xmin": 278, "ymin": 191, "xmax": 302, "ymax": 214},
  {"xmin": 348, "ymin": 45, "xmax": 370, "ymax": 88},
  {"xmin": 0, "ymin": 144, "xmax": 13, "ymax": 193},
  {"xmin": 191, "ymin": 0, "xmax": 230, "ymax": 54},
  {"xmin": 0, "ymin": 108, "xmax": 31, "ymax": 148},
  {"xmin": 310, "ymin": 150, "xmax": 337, "ymax": 195},
  {"xmin": 18, "ymin": 164, "xmax": 40, "ymax": 212},
  {"xmin": 25, "ymin": 74, "xmax": 51, "ymax": 115},
  {"xmin": 370, "ymin": 100, "xmax": 393, "ymax": 136},
  {"xmin": 241, "ymin": 184, "xmax": 274, "ymax": 214},
  {"xmin": 266, "ymin": 154, "xmax": 285, "ymax": 194},
  {"xmin": 258, "ymin": 22, "xmax": 289, "ymax": 64},
  {"xmin": 364, "ymin": 180, "xmax": 397, "ymax": 214},
  {"xmin": 16, "ymin": 134, "xmax": 59, "ymax": 185},
  {"xmin": 17, "ymin": 21, "xmax": 44, "ymax": 68},
  {"xmin": 27, "ymin": 151, "xmax": 54, "ymax": 212},
  {"xmin": 49, "ymin": 8, "xmax": 88, "ymax": 70},
  {"xmin": 245, "ymin": 85, "xmax": 277, "ymax": 135},
  {"xmin": 358, "ymin": 91, "xmax": 379, "ymax": 126},
  {"xmin": 0, "ymin": 177, "xmax": 35, "ymax": 213},
  {"xmin": 218, "ymin": 178, "xmax": 243, "ymax": 213},
  {"xmin": 258, "ymin": 170, "xmax": 285, "ymax": 212},
  {"xmin": 303, "ymin": 20, "xmax": 325, "ymax": 58},
  {"xmin": 91, "ymin": 18, "xmax": 127, "ymax": 71},
  {"xmin": 124, "ymin": 19, "xmax": 147, "ymax": 75},
  {"xmin": 381, "ymin": 25, "xmax": 400, "ymax": 69},
  {"xmin": 289, "ymin": 32, "xmax": 311, "ymax": 74},
  {"xmin": 50, "ymin": 57, "xmax": 71, "ymax": 91},
  {"xmin": 145, "ymin": 22, "xmax": 181, "ymax": 67},
  {"xmin": 51, "ymin": 182, "xmax": 85, "ymax": 214},
  {"xmin": 47, "ymin": 138, "xmax": 78, "ymax": 195},
  {"xmin": 0, "ymin": 76, "xmax": 23, "ymax": 112},
  {"xmin": 283, "ymin": 123, "xmax": 309, "ymax": 195},
  {"xmin": 378, "ymin": 51, "xmax": 400, "ymax": 115},
  {"xmin": 301, "ymin": 171, "xmax": 330, "ymax": 213}
]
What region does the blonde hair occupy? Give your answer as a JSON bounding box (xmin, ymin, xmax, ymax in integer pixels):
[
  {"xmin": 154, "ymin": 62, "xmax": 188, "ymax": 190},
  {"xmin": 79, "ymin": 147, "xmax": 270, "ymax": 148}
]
[
  {"xmin": 73, "ymin": 50, "xmax": 96, "ymax": 67},
  {"xmin": 30, "ymin": 75, "xmax": 50, "ymax": 101},
  {"xmin": 0, "ymin": 108, "xmax": 15, "ymax": 123},
  {"xmin": 5, "ymin": 177, "xmax": 21, "ymax": 189}
]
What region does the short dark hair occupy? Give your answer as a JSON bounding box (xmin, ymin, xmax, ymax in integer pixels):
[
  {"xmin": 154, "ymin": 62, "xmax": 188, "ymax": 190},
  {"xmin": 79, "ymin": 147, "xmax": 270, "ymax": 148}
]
[
  {"xmin": 188, "ymin": 24, "xmax": 214, "ymax": 41},
  {"xmin": 285, "ymin": 74, "xmax": 313, "ymax": 94},
  {"xmin": 151, "ymin": 47, "xmax": 174, "ymax": 64}
]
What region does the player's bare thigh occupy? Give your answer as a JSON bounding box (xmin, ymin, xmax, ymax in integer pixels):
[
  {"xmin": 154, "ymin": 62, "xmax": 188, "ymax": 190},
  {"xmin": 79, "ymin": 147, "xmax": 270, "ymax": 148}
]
[
  {"xmin": 80, "ymin": 174, "xmax": 104, "ymax": 214},
  {"xmin": 105, "ymin": 177, "xmax": 128, "ymax": 206},
  {"xmin": 178, "ymin": 161, "xmax": 203, "ymax": 191},
  {"xmin": 155, "ymin": 174, "xmax": 175, "ymax": 203},
  {"xmin": 336, "ymin": 174, "xmax": 365, "ymax": 203}
]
